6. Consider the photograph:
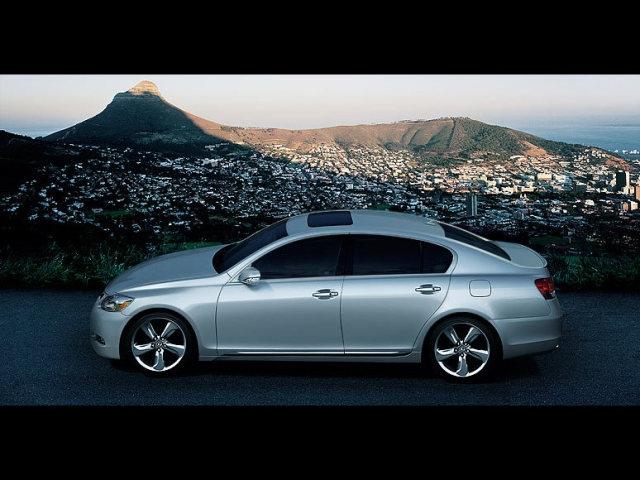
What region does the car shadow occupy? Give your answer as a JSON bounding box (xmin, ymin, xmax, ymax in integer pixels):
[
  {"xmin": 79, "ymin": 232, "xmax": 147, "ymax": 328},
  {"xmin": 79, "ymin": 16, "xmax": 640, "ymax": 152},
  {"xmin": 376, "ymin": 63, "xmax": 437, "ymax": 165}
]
[
  {"xmin": 110, "ymin": 356, "xmax": 542, "ymax": 382},
  {"xmin": 111, "ymin": 358, "xmax": 427, "ymax": 379},
  {"xmin": 187, "ymin": 360, "xmax": 429, "ymax": 380}
]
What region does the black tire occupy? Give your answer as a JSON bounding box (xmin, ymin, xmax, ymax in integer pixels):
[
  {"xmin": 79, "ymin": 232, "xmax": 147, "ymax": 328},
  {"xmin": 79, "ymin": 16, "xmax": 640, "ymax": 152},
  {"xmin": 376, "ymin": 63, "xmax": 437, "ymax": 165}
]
[
  {"xmin": 121, "ymin": 311, "xmax": 197, "ymax": 376},
  {"xmin": 425, "ymin": 316, "xmax": 500, "ymax": 382}
]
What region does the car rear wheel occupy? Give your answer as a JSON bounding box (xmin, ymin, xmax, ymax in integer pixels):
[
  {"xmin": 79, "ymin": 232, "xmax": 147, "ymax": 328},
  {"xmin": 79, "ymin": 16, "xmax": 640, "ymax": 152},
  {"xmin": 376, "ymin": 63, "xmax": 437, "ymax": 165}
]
[
  {"xmin": 426, "ymin": 317, "xmax": 499, "ymax": 382},
  {"xmin": 123, "ymin": 312, "xmax": 195, "ymax": 376}
]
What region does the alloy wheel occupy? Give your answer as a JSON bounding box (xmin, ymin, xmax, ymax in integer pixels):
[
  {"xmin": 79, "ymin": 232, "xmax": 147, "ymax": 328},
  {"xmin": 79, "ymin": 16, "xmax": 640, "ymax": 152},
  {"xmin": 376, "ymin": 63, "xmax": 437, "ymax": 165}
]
[
  {"xmin": 434, "ymin": 322, "xmax": 491, "ymax": 378},
  {"xmin": 130, "ymin": 317, "xmax": 187, "ymax": 373}
]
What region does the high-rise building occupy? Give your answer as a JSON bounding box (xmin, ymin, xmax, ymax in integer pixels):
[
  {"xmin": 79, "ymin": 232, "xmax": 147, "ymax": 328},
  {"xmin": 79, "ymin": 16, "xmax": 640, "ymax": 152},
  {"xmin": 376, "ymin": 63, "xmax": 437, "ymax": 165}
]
[
  {"xmin": 615, "ymin": 170, "xmax": 630, "ymax": 192},
  {"xmin": 635, "ymin": 183, "xmax": 640, "ymax": 202},
  {"xmin": 466, "ymin": 193, "xmax": 478, "ymax": 217}
]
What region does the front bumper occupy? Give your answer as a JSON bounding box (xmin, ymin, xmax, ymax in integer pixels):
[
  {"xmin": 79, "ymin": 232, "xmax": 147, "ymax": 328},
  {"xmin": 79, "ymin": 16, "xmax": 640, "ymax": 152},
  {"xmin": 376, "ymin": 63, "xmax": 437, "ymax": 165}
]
[
  {"xmin": 89, "ymin": 295, "xmax": 129, "ymax": 360},
  {"xmin": 494, "ymin": 297, "xmax": 563, "ymax": 359}
]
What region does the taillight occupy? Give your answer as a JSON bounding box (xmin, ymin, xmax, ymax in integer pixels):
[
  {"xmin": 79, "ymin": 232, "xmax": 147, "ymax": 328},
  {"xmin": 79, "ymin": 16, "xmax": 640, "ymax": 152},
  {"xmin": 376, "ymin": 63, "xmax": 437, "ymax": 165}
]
[{"xmin": 535, "ymin": 277, "xmax": 556, "ymax": 299}]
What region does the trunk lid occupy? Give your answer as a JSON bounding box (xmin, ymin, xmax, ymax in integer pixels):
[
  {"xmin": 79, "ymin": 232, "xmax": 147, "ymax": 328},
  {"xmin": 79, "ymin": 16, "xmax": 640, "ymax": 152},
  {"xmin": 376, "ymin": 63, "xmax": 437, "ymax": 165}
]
[{"xmin": 494, "ymin": 241, "xmax": 547, "ymax": 268}]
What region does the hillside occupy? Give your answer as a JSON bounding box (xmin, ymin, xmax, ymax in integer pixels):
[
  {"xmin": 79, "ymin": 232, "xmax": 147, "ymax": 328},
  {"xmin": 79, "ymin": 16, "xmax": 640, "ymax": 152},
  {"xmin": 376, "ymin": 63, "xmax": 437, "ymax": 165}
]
[
  {"xmin": 318, "ymin": 117, "xmax": 582, "ymax": 157},
  {"xmin": 0, "ymin": 130, "xmax": 83, "ymax": 194},
  {"xmin": 45, "ymin": 81, "xmax": 605, "ymax": 161}
]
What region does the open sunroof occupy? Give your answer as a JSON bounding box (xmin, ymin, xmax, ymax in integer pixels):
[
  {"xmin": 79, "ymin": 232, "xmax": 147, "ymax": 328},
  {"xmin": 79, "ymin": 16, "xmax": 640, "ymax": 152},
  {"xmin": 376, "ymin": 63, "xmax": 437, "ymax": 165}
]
[{"xmin": 307, "ymin": 211, "xmax": 353, "ymax": 227}]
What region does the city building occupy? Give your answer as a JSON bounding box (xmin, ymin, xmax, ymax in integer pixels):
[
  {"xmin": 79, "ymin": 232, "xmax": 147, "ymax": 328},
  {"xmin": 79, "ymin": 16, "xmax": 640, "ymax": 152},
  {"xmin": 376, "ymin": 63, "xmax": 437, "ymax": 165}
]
[
  {"xmin": 615, "ymin": 170, "xmax": 630, "ymax": 192},
  {"xmin": 466, "ymin": 193, "xmax": 478, "ymax": 217}
]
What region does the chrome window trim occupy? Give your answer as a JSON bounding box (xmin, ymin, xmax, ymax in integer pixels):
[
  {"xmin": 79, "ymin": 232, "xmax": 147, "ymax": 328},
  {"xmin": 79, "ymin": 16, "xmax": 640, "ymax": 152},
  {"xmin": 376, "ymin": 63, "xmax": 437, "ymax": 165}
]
[{"xmin": 225, "ymin": 232, "xmax": 457, "ymax": 283}]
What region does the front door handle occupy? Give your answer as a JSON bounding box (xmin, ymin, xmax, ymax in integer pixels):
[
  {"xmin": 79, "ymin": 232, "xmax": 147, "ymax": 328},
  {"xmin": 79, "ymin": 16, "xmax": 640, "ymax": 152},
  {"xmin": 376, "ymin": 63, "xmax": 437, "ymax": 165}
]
[
  {"xmin": 312, "ymin": 289, "xmax": 339, "ymax": 299},
  {"xmin": 415, "ymin": 284, "xmax": 442, "ymax": 294}
]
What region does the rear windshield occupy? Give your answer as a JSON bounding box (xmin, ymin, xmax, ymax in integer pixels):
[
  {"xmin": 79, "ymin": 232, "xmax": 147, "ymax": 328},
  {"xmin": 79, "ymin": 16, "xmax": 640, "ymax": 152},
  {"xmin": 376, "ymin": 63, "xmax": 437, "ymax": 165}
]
[
  {"xmin": 213, "ymin": 218, "xmax": 288, "ymax": 272},
  {"xmin": 437, "ymin": 222, "xmax": 511, "ymax": 260}
]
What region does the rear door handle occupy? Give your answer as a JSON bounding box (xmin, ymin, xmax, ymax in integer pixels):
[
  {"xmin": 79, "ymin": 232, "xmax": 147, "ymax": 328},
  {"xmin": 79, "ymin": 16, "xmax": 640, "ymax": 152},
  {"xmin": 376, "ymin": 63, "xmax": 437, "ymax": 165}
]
[
  {"xmin": 415, "ymin": 284, "xmax": 442, "ymax": 294},
  {"xmin": 312, "ymin": 289, "xmax": 339, "ymax": 299}
]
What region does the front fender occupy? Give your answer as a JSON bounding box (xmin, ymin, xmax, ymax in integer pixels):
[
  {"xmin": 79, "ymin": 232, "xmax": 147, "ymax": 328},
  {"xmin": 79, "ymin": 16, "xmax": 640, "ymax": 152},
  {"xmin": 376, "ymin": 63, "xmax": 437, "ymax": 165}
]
[{"xmin": 121, "ymin": 284, "xmax": 221, "ymax": 359}]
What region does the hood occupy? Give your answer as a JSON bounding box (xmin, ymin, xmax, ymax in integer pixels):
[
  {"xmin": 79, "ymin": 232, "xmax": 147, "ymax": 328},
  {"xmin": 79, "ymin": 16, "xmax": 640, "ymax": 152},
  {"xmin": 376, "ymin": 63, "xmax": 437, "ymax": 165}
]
[{"xmin": 105, "ymin": 245, "xmax": 226, "ymax": 293}]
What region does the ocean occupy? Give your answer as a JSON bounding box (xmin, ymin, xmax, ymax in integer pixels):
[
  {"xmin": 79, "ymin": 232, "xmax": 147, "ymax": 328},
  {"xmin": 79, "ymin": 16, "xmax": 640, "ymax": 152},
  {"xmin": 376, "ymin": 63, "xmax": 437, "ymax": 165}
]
[{"xmin": 511, "ymin": 123, "xmax": 640, "ymax": 153}]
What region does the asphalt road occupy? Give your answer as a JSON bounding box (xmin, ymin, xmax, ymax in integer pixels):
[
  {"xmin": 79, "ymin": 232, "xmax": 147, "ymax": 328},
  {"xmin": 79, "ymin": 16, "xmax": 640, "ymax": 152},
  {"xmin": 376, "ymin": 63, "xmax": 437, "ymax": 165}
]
[{"xmin": 1, "ymin": 289, "xmax": 639, "ymax": 406}]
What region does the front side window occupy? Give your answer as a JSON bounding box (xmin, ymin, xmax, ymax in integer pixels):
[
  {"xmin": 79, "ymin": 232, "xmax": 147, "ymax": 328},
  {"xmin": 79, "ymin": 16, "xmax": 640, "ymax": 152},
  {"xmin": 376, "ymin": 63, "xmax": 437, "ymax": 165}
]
[
  {"xmin": 213, "ymin": 218, "xmax": 288, "ymax": 273},
  {"xmin": 252, "ymin": 235, "xmax": 344, "ymax": 279}
]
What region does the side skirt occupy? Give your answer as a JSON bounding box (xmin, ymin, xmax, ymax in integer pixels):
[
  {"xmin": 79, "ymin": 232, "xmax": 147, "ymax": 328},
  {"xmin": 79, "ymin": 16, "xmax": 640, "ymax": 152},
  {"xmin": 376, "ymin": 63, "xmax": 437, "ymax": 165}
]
[
  {"xmin": 211, "ymin": 350, "xmax": 421, "ymax": 364},
  {"xmin": 222, "ymin": 349, "xmax": 412, "ymax": 356}
]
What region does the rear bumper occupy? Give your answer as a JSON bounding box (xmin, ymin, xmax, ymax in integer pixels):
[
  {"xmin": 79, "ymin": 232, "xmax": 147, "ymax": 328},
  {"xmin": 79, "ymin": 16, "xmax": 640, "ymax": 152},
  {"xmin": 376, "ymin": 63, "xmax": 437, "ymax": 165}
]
[
  {"xmin": 493, "ymin": 298, "xmax": 563, "ymax": 359},
  {"xmin": 89, "ymin": 296, "xmax": 129, "ymax": 360}
]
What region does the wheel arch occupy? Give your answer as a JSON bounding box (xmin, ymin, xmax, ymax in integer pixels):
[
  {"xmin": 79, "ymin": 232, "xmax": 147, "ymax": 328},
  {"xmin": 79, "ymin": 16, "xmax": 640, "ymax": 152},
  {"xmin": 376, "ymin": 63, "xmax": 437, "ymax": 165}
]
[
  {"xmin": 119, "ymin": 307, "xmax": 200, "ymax": 360},
  {"xmin": 419, "ymin": 312, "xmax": 503, "ymax": 362}
]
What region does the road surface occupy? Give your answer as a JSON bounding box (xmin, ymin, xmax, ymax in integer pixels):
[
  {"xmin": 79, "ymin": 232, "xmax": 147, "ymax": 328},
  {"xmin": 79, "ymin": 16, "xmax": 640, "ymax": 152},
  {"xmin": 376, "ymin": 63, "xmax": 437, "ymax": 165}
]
[{"xmin": 1, "ymin": 289, "xmax": 638, "ymax": 405}]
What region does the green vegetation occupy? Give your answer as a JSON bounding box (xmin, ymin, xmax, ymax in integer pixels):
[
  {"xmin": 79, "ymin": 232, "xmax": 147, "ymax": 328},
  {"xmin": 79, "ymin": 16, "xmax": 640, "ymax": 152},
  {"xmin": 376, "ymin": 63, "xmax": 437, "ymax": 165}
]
[
  {"xmin": 2, "ymin": 242, "xmax": 638, "ymax": 292},
  {"xmin": 372, "ymin": 203, "xmax": 392, "ymax": 211},
  {"xmin": 92, "ymin": 210, "xmax": 134, "ymax": 219},
  {"xmin": 546, "ymin": 255, "xmax": 640, "ymax": 291},
  {"xmin": 529, "ymin": 235, "xmax": 569, "ymax": 247},
  {"xmin": 450, "ymin": 118, "xmax": 523, "ymax": 155},
  {"xmin": 0, "ymin": 241, "xmax": 220, "ymax": 289}
]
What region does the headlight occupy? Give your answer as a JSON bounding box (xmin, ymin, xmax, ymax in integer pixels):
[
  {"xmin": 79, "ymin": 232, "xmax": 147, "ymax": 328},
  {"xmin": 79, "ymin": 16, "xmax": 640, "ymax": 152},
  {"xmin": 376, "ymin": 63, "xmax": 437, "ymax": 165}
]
[{"xmin": 100, "ymin": 293, "xmax": 134, "ymax": 312}]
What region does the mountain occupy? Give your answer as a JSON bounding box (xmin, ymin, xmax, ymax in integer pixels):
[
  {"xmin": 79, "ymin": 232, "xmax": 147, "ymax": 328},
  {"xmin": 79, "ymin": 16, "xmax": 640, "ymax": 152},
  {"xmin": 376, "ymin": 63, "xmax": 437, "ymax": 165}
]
[
  {"xmin": 45, "ymin": 81, "xmax": 233, "ymax": 152},
  {"xmin": 45, "ymin": 80, "xmax": 619, "ymax": 161},
  {"xmin": 205, "ymin": 116, "xmax": 583, "ymax": 158},
  {"xmin": 0, "ymin": 130, "xmax": 83, "ymax": 194}
]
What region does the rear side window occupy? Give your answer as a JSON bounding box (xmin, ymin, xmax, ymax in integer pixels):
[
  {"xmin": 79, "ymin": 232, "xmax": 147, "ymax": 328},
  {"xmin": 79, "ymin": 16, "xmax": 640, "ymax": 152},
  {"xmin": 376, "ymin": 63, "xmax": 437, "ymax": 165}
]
[
  {"xmin": 252, "ymin": 236, "xmax": 344, "ymax": 279},
  {"xmin": 437, "ymin": 222, "xmax": 510, "ymax": 261},
  {"xmin": 350, "ymin": 235, "xmax": 421, "ymax": 275},
  {"xmin": 348, "ymin": 235, "xmax": 453, "ymax": 275},
  {"xmin": 421, "ymin": 242, "xmax": 453, "ymax": 273}
]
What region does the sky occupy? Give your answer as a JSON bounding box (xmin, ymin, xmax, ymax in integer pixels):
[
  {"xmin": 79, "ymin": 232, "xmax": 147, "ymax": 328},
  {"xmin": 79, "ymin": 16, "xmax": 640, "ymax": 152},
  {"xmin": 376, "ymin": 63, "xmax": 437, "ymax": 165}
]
[{"xmin": 1, "ymin": 75, "xmax": 639, "ymax": 138}]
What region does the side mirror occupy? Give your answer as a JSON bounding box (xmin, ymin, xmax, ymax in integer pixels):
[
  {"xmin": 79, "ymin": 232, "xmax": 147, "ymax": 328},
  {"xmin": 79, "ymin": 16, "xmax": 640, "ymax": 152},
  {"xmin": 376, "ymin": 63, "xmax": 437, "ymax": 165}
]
[{"xmin": 239, "ymin": 266, "xmax": 261, "ymax": 285}]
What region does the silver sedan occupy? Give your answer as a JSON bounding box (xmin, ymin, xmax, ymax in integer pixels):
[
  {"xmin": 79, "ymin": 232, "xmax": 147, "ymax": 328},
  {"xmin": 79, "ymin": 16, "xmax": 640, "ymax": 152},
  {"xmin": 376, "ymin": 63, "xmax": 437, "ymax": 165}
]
[{"xmin": 90, "ymin": 210, "xmax": 562, "ymax": 381}]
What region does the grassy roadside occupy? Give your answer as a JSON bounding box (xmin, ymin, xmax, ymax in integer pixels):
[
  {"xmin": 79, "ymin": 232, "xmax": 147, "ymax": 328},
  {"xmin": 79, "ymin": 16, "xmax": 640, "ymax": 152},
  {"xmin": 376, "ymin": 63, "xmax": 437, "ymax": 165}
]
[
  {"xmin": 1, "ymin": 245, "xmax": 639, "ymax": 291},
  {"xmin": 546, "ymin": 255, "xmax": 640, "ymax": 291},
  {"xmin": 0, "ymin": 241, "xmax": 220, "ymax": 289}
]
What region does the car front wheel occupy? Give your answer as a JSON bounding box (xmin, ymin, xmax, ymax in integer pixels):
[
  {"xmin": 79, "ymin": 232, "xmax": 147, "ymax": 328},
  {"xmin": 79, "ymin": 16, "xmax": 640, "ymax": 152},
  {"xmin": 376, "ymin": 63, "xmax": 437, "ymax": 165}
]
[
  {"xmin": 426, "ymin": 317, "xmax": 499, "ymax": 382},
  {"xmin": 122, "ymin": 312, "xmax": 195, "ymax": 376}
]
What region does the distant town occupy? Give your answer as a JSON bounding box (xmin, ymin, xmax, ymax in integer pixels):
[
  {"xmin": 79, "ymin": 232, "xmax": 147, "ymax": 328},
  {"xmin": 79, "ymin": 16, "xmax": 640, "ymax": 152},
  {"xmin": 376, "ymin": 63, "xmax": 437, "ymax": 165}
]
[{"xmin": 2, "ymin": 140, "xmax": 639, "ymax": 256}]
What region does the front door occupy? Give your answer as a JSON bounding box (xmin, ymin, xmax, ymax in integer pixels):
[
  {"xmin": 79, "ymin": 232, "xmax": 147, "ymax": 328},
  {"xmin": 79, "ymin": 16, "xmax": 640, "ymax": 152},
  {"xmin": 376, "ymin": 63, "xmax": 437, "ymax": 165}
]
[{"xmin": 217, "ymin": 235, "xmax": 346, "ymax": 355}]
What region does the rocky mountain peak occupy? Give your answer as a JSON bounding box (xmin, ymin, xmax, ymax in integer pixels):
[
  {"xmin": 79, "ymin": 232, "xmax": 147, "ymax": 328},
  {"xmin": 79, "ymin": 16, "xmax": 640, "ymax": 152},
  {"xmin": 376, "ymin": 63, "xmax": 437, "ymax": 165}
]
[{"xmin": 127, "ymin": 80, "xmax": 161, "ymax": 96}]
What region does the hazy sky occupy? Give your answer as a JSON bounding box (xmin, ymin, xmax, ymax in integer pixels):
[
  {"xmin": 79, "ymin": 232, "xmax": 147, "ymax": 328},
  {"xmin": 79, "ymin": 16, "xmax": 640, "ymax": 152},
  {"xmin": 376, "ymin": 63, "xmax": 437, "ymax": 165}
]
[{"xmin": 1, "ymin": 75, "xmax": 639, "ymax": 137}]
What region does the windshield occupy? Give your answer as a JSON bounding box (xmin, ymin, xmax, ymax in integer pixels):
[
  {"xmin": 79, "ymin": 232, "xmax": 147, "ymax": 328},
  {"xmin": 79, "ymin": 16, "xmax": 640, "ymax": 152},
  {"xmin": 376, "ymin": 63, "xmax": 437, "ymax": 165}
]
[
  {"xmin": 213, "ymin": 218, "xmax": 289, "ymax": 272},
  {"xmin": 437, "ymin": 222, "xmax": 511, "ymax": 260}
]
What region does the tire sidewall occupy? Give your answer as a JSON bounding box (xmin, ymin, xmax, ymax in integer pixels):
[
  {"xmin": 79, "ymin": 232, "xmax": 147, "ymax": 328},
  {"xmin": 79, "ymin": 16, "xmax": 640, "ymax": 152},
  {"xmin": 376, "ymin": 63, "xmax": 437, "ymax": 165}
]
[{"xmin": 425, "ymin": 316, "xmax": 500, "ymax": 382}]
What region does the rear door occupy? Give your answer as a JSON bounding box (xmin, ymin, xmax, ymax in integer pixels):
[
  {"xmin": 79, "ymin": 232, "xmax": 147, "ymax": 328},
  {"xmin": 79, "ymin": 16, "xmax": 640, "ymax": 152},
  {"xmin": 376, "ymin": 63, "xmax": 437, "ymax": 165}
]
[{"xmin": 340, "ymin": 235, "xmax": 453, "ymax": 355}]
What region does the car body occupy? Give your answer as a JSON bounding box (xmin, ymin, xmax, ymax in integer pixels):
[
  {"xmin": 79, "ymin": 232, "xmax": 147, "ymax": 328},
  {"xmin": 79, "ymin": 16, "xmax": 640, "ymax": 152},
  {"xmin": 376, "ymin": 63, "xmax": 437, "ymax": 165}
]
[{"xmin": 90, "ymin": 210, "xmax": 562, "ymax": 379}]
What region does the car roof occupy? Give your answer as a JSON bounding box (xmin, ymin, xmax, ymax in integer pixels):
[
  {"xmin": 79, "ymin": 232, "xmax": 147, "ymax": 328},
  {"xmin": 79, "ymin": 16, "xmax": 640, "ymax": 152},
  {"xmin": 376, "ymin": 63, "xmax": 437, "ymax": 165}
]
[{"xmin": 285, "ymin": 209, "xmax": 445, "ymax": 238}]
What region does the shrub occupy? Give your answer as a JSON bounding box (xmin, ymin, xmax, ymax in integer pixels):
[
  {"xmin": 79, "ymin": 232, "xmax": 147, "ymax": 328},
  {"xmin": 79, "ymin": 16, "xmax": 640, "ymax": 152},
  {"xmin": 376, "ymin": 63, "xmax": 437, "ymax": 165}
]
[
  {"xmin": 2, "ymin": 246, "xmax": 639, "ymax": 291},
  {"xmin": 0, "ymin": 241, "xmax": 219, "ymax": 289},
  {"xmin": 546, "ymin": 254, "xmax": 640, "ymax": 291}
]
